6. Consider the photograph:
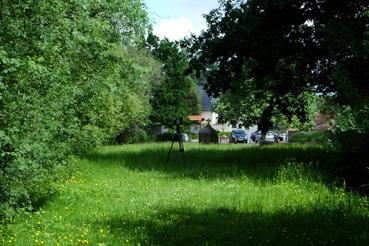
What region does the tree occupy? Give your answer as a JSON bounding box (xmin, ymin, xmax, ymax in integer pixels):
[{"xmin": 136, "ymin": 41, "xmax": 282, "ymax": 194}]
[
  {"xmin": 186, "ymin": 0, "xmax": 369, "ymax": 135},
  {"xmin": 147, "ymin": 34, "xmax": 200, "ymax": 126},
  {"xmin": 213, "ymin": 90, "xmax": 318, "ymax": 131},
  {"xmin": 0, "ymin": 0, "xmax": 157, "ymax": 216}
]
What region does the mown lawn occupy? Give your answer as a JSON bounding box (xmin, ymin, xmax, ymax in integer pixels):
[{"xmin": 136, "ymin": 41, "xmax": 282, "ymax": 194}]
[{"xmin": 1, "ymin": 143, "xmax": 369, "ymax": 245}]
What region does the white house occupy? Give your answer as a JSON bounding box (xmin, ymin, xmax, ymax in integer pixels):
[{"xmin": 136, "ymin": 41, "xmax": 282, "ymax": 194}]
[
  {"xmin": 193, "ymin": 85, "xmax": 233, "ymax": 132},
  {"xmin": 189, "ymin": 85, "xmax": 257, "ymax": 142}
]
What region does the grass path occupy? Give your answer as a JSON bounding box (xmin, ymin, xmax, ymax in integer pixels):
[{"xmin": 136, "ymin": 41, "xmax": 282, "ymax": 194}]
[{"xmin": 1, "ymin": 143, "xmax": 369, "ymax": 245}]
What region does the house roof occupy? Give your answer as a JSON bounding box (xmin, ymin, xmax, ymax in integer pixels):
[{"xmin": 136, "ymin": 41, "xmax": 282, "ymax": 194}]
[{"xmin": 188, "ymin": 115, "xmax": 204, "ymax": 122}]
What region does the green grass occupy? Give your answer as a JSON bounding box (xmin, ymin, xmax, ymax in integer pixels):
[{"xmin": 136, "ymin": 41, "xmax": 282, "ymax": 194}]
[{"xmin": 1, "ymin": 143, "xmax": 369, "ymax": 245}]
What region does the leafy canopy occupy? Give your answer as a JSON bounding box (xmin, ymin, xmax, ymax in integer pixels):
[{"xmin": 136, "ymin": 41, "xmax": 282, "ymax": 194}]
[
  {"xmin": 147, "ymin": 34, "xmax": 200, "ymax": 126},
  {"xmin": 0, "ymin": 0, "xmax": 156, "ymax": 216},
  {"xmin": 186, "ymin": 0, "xmax": 369, "ymax": 133}
]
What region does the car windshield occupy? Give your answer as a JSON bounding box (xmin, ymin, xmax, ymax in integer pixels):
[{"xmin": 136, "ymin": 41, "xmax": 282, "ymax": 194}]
[{"xmin": 232, "ymin": 130, "xmax": 245, "ymax": 136}]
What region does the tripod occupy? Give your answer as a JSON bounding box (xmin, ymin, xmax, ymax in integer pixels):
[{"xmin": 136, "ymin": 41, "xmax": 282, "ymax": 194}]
[{"xmin": 166, "ymin": 119, "xmax": 184, "ymax": 163}]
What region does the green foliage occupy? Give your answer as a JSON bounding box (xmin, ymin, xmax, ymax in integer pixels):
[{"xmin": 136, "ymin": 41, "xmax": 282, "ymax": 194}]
[
  {"xmin": 326, "ymin": 130, "xmax": 369, "ymax": 193},
  {"xmin": 289, "ymin": 131, "xmax": 330, "ymax": 145},
  {"xmin": 190, "ymin": 133, "xmax": 199, "ymax": 140},
  {"xmin": 318, "ymin": 104, "xmax": 369, "ymax": 191},
  {"xmin": 187, "ymin": 0, "xmax": 369, "ymax": 190},
  {"xmin": 132, "ymin": 129, "xmax": 150, "ymax": 143},
  {"xmin": 115, "ymin": 128, "xmax": 151, "ymax": 144},
  {"xmin": 186, "ymin": 0, "xmax": 369, "ymax": 135},
  {"xmin": 329, "ymin": 105, "xmax": 369, "ymax": 134},
  {"xmin": 147, "ymin": 34, "xmax": 201, "ymax": 126},
  {"xmin": 0, "ymin": 0, "xmax": 157, "ymax": 217},
  {"xmin": 214, "ymin": 90, "xmax": 318, "ymax": 131}
]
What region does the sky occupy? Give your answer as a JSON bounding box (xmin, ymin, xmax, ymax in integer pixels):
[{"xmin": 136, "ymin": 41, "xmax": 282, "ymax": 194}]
[{"xmin": 144, "ymin": 0, "xmax": 219, "ymax": 41}]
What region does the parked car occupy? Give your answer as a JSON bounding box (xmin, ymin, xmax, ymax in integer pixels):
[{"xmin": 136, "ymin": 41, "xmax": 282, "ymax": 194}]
[
  {"xmin": 265, "ymin": 131, "xmax": 277, "ymax": 143},
  {"xmin": 278, "ymin": 133, "xmax": 286, "ymax": 142},
  {"xmin": 230, "ymin": 129, "xmax": 248, "ymax": 143},
  {"xmin": 251, "ymin": 130, "xmax": 261, "ymax": 143},
  {"xmin": 251, "ymin": 130, "xmax": 283, "ymax": 143}
]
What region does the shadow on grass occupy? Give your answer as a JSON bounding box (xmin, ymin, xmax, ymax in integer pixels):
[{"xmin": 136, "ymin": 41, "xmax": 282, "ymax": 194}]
[
  {"xmin": 96, "ymin": 206, "xmax": 369, "ymax": 246},
  {"xmin": 85, "ymin": 144, "xmax": 331, "ymax": 181}
]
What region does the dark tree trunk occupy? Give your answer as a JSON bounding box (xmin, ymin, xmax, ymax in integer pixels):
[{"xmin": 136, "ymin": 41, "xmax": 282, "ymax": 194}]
[{"xmin": 258, "ymin": 104, "xmax": 274, "ymax": 144}]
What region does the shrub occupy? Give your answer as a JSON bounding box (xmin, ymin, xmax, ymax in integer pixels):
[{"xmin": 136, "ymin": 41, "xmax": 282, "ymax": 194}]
[
  {"xmin": 115, "ymin": 128, "xmax": 151, "ymax": 144},
  {"xmin": 131, "ymin": 129, "xmax": 150, "ymax": 143},
  {"xmin": 0, "ymin": 1, "xmax": 156, "ymax": 218},
  {"xmin": 156, "ymin": 132, "xmax": 174, "ymax": 141},
  {"xmin": 289, "ymin": 131, "xmax": 329, "ymax": 145},
  {"xmin": 190, "ymin": 133, "xmax": 198, "ymax": 140},
  {"xmin": 327, "ymin": 130, "xmax": 369, "ymax": 194}
]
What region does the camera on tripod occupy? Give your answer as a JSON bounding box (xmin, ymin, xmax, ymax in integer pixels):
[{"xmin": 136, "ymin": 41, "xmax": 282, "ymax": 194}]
[
  {"xmin": 173, "ymin": 117, "xmax": 183, "ymax": 135},
  {"xmin": 166, "ymin": 117, "xmax": 185, "ymax": 163}
]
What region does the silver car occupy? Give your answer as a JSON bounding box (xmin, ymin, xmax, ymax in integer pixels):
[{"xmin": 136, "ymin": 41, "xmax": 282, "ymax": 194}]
[
  {"xmin": 251, "ymin": 130, "xmax": 280, "ymax": 143},
  {"xmin": 265, "ymin": 131, "xmax": 277, "ymax": 143}
]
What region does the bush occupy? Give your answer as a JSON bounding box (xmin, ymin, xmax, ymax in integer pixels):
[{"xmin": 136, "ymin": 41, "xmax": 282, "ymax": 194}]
[
  {"xmin": 0, "ymin": 1, "xmax": 155, "ymax": 218},
  {"xmin": 190, "ymin": 133, "xmax": 198, "ymax": 140},
  {"xmin": 115, "ymin": 128, "xmax": 151, "ymax": 144},
  {"xmin": 289, "ymin": 131, "xmax": 329, "ymax": 145},
  {"xmin": 327, "ymin": 130, "xmax": 369, "ymax": 194},
  {"xmin": 156, "ymin": 132, "xmax": 174, "ymax": 142},
  {"xmin": 131, "ymin": 129, "xmax": 151, "ymax": 143}
]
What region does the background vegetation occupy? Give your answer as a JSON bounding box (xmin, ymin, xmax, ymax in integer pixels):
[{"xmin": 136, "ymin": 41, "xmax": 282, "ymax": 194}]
[
  {"xmin": 147, "ymin": 33, "xmax": 200, "ymax": 127},
  {"xmin": 1, "ymin": 0, "xmax": 369, "ymax": 231},
  {"xmin": 0, "ymin": 0, "xmax": 200, "ymax": 217},
  {"xmin": 186, "ymin": 0, "xmax": 369, "ymax": 193},
  {"xmin": 186, "ymin": 0, "xmax": 369, "ymax": 134},
  {"xmin": 289, "ymin": 131, "xmax": 329, "ymax": 145}
]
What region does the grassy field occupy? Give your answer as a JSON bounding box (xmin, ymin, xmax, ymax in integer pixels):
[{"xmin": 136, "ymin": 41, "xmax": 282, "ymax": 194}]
[{"xmin": 1, "ymin": 143, "xmax": 369, "ymax": 245}]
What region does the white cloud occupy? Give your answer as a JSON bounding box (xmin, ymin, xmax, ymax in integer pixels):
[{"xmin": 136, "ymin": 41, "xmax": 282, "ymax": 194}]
[{"xmin": 153, "ymin": 17, "xmax": 206, "ymax": 41}]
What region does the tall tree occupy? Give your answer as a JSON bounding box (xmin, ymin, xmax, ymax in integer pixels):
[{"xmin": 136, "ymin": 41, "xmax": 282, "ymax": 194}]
[
  {"xmin": 147, "ymin": 34, "xmax": 200, "ymax": 126},
  {"xmin": 0, "ymin": 0, "xmax": 157, "ymax": 216},
  {"xmin": 186, "ymin": 0, "xmax": 369, "ymax": 135}
]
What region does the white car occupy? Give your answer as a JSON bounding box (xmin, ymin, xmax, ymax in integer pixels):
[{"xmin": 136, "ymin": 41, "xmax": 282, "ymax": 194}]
[
  {"xmin": 251, "ymin": 130, "xmax": 280, "ymax": 143},
  {"xmin": 265, "ymin": 131, "xmax": 276, "ymax": 143}
]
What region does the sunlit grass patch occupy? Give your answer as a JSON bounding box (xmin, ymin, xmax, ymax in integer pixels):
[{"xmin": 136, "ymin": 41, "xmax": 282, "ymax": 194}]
[{"xmin": 1, "ymin": 143, "xmax": 368, "ymax": 245}]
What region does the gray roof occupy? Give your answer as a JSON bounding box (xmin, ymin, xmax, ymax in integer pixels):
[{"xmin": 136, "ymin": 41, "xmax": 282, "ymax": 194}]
[{"xmin": 197, "ymin": 85, "xmax": 213, "ymax": 111}]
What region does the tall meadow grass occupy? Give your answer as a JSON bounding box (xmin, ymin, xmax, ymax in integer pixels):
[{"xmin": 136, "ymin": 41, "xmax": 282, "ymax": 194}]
[{"xmin": 1, "ymin": 143, "xmax": 368, "ymax": 245}]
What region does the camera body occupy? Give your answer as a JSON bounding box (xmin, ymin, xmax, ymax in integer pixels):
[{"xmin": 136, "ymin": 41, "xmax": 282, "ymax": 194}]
[
  {"xmin": 174, "ymin": 117, "xmax": 183, "ymax": 125},
  {"xmin": 166, "ymin": 117, "xmax": 185, "ymax": 162},
  {"xmin": 173, "ymin": 117, "xmax": 183, "ymax": 134}
]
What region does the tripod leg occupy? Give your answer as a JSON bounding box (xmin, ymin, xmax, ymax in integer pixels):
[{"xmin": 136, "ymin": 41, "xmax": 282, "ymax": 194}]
[
  {"xmin": 166, "ymin": 133, "xmax": 176, "ymax": 163},
  {"xmin": 178, "ymin": 134, "xmax": 185, "ymax": 164},
  {"xmin": 179, "ymin": 135, "xmax": 184, "ymax": 152}
]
